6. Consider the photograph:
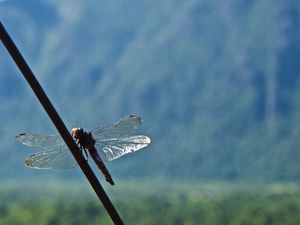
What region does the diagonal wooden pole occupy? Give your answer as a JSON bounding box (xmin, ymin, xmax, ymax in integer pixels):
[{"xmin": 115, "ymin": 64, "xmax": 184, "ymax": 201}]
[{"xmin": 0, "ymin": 21, "xmax": 125, "ymax": 225}]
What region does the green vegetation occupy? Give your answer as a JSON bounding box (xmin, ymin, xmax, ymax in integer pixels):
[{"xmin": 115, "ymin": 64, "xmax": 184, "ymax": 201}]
[{"xmin": 0, "ymin": 182, "xmax": 300, "ymax": 225}]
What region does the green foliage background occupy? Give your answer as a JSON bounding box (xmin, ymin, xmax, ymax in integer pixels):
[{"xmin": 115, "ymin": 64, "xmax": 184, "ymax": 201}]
[{"xmin": 1, "ymin": 182, "xmax": 300, "ymax": 225}]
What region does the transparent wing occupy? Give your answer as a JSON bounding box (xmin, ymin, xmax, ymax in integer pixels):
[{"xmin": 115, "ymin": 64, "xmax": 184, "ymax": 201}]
[
  {"xmin": 16, "ymin": 132, "xmax": 64, "ymax": 149},
  {"xmin": 92, "ymin": 115, "xmax": 150, "ymax": 161},
  {"xmin": 95, "ymin": 135, "xmax": 151, "ymax": 161},
  {"xmin": 25, "ymin": 146, "xmax": 78, "ymax": 169},
  {"xmin": 91, "ymin": 115, "xmax": 143, "ymax": 140}
]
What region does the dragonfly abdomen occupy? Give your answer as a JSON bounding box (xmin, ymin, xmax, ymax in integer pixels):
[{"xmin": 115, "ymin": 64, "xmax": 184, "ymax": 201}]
[{"xmin": 88, "ymin": 147, "xmax": 114, "ymax": 185}]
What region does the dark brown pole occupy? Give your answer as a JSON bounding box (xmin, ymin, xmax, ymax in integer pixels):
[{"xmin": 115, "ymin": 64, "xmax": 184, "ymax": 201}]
[{"xmin": 0, "ymin": 21, "xmax": 125, "ymax": 225}]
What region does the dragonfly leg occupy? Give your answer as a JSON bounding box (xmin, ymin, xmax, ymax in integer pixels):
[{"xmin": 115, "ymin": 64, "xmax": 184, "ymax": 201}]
[
  {"xmin": 83, "ymin": 148, "xmax": 89, "ymax": 159},
  {"xmin": 79, "ymin": 146, "xmax": 89, "ymax": 161}
]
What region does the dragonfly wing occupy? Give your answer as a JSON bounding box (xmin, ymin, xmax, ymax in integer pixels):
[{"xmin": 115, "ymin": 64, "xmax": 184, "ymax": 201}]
[
  {"xmin": 25, "ymin": 146, "xmax": 78, "ymax": 169},
  {"xmin": 16, "ymin": 132, "xmax": 64, "ymax": 149},
  {"xmin": 91, "ymin": 115, "xmax": 143, "ymax": 140},
  {"xmin": 95, "ymin": 135, "xmax": 151, "ymax": 161}
]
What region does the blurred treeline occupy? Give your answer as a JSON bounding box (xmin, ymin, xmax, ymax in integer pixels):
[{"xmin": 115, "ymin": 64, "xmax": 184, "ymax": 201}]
[
  {"xmin": 1, "ymin": 0, "xmax": 300, "ymax": 182},
  {"xmin": 1, "ymin": 183, "xmax": 300, "ymax": 225}
]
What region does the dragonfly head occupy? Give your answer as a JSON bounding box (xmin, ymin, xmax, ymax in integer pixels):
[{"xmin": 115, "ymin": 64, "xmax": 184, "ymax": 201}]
[{"xmin": 71, "ymin": 127, "xmax": 84, "ymax": 139}]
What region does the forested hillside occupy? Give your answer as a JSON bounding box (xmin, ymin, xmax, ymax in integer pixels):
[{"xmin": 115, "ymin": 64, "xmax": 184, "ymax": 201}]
[{"xmin": 1, "ymin": 0, "xmax": 300, "ymax": 182}]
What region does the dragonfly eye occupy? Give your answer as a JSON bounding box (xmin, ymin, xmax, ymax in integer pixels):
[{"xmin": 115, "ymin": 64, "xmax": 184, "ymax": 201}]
[{"xmin": 71, "ymin": 127, "xmax": 83, "ymax": 139}]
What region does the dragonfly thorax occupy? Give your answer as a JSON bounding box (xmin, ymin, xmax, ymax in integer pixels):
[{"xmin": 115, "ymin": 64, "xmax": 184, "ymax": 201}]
[{"xmin": 71, "ymin": 127, "xmax": 95, "ymax": 149}]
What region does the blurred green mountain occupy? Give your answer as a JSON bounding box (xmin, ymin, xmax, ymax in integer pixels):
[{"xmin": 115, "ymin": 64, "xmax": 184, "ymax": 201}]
[{"xmin": 1, "ymin": 0, "xmax": 300, "ymax": 182}]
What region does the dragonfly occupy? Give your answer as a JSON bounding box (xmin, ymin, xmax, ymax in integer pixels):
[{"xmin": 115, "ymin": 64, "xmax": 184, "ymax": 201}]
[{"xmin": 16, "ymin": 115, "xmax": 151, "ymax": 185}]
